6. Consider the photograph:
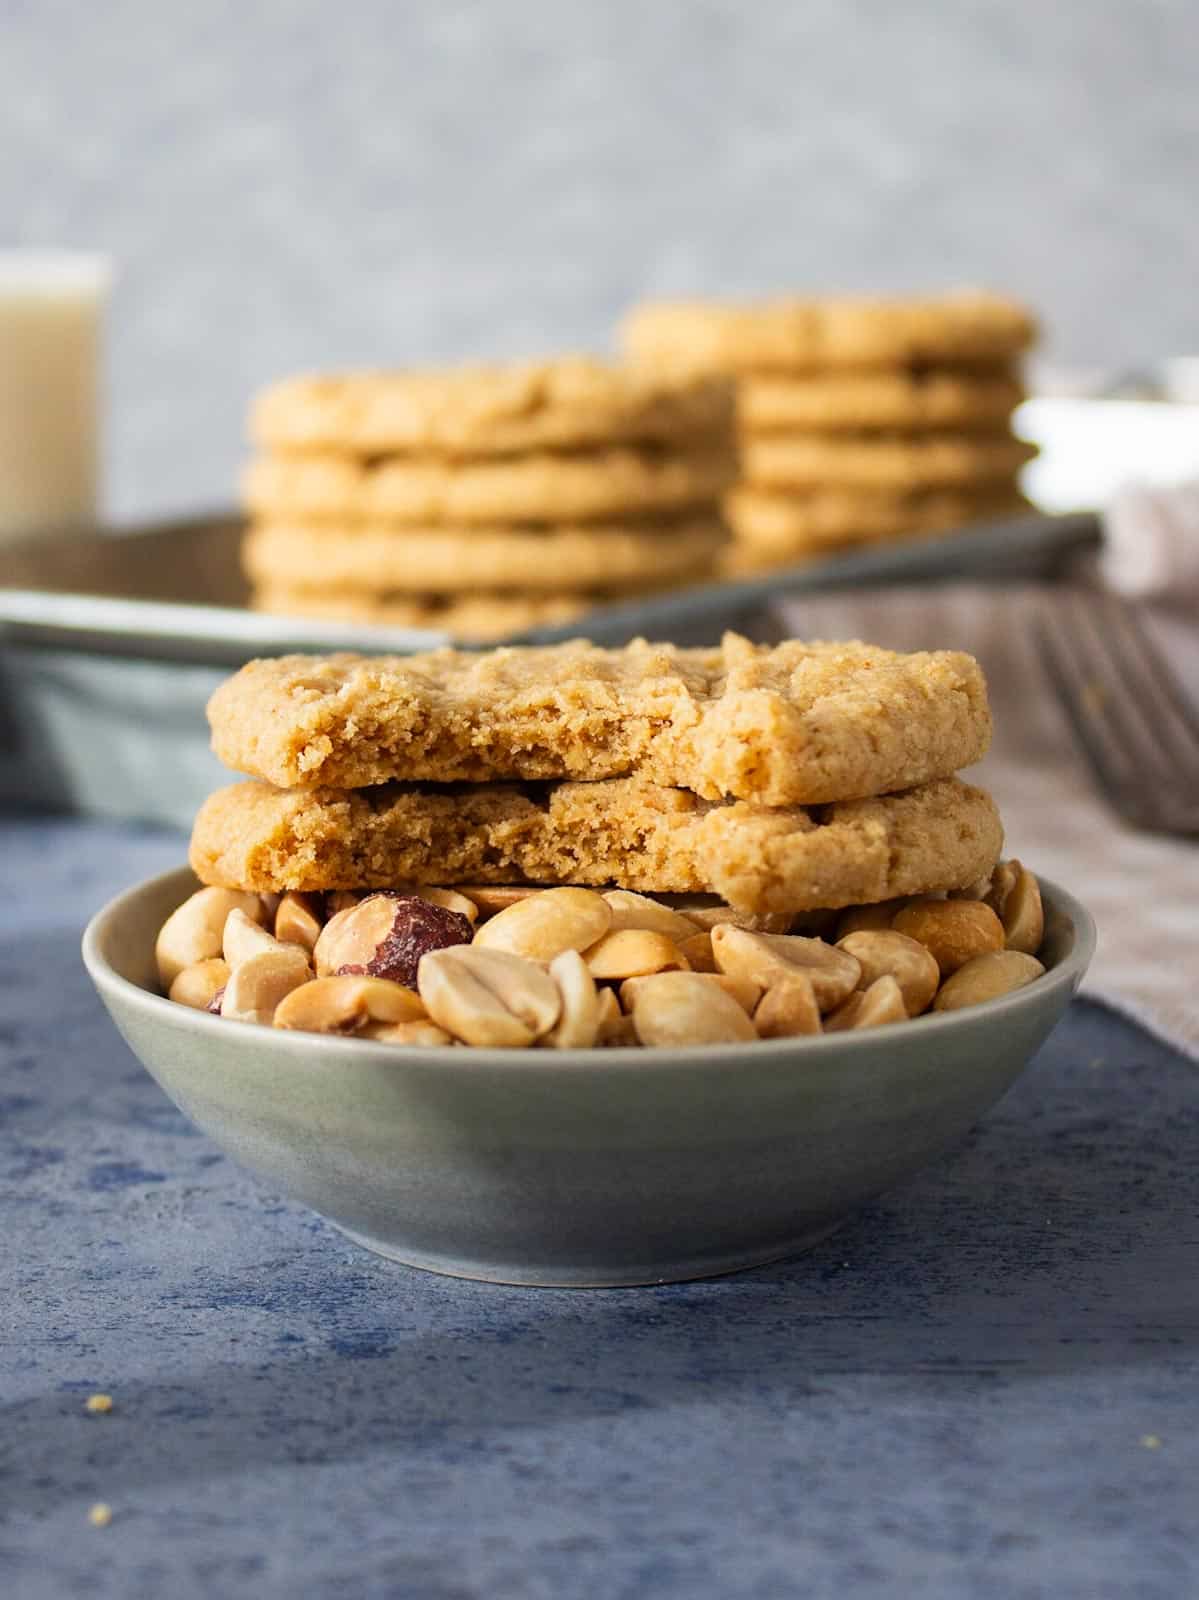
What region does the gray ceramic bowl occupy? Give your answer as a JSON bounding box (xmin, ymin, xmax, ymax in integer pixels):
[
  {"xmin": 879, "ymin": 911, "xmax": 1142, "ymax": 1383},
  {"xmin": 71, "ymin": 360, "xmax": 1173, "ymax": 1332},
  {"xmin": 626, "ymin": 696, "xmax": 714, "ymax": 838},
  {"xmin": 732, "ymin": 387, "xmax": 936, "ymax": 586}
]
[{"xmin": 83, "ymin": 867, "xmax": 1095, "ymax": 1287}]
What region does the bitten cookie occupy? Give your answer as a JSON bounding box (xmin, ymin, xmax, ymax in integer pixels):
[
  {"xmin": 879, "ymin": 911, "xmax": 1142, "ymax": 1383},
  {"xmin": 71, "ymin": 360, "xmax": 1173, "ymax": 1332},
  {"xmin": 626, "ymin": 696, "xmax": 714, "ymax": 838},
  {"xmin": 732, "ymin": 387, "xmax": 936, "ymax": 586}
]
[
  {"xmin": 206, "ymin": 632, "xmax": 992, "ymax": 805},
  {"xmin": 189, "ymin": 775, "xmax": 1004, "ymax": 917}
]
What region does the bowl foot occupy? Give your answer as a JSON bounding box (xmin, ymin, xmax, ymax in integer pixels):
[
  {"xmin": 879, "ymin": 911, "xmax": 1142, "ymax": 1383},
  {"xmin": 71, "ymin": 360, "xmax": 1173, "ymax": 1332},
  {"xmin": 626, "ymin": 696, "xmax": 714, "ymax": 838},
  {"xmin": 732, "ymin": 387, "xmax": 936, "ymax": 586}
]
[{"xmin": 329, "ymin": 1218, "xmax": 849, "ymax": 1288}]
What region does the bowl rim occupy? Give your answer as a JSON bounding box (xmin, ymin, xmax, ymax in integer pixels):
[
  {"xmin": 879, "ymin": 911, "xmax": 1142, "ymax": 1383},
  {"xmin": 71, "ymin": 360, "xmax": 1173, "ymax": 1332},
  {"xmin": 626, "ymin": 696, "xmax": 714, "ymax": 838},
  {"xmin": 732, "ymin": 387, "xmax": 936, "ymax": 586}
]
[{"xmin": 82, "ymin": 864, "xmax": 1096, "ymax": 1072}]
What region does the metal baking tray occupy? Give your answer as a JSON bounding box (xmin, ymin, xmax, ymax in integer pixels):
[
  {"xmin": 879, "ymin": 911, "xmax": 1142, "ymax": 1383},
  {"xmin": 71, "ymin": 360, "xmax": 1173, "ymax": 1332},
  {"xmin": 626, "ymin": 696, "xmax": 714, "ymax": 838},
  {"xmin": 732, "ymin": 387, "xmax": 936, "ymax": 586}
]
[{"xmin": 0, "ymin": 507, "xmax": 1098, "ymax": 829}]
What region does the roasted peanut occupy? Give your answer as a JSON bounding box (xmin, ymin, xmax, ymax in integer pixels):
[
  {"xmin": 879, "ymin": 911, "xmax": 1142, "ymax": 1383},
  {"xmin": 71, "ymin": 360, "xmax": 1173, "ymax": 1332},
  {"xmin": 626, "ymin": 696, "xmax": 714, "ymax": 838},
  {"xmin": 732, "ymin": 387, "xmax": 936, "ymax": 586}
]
[
  {"xmin": 314, "ymin": 892, "xmax": 472, "ymax": 986},
  {"xmin": 677, "ymin": 930, "xmax": 718, "ymax": 972},
  {"xmin": 452, "ymin": 886, "xmax": 540, "ymax": 919},
  {"xmin": 471, "ymin": 887, "xmax": 612, "ymax": 963},
  {"xmin": 598, "ymin": 1014, "xmax": 640, "ymax": 1047},
  {"xmin": 274, "ymin": 891, "xmax": 323, "ymax": 953},
  {"xmin": 168, "ymin": 957, "xmax": 230, "ymax": 1011},
  {"xmin": 411, "ymin": 887, "xmax": 479, "ymax": 925},
  {"xmin": 600, "ymin": 890, "xmax": 700, "ymax": 941},
  {"xmin": 833, "ymin": 899, "xmax": 908, "ymax": 940},
  {"xmin": 545, "ymin": 949, "xmax": 602, "ymax": 1049},
  {"xmin": 933, "ymin": 950, "xmax": 1046, "ymax": 1011},
  {"xmin": 359, "ymin": 1019, "xmax": 454, "ymax": 1047},
  {"xmin": 666, "ymin": 899, "xmax": 794, "ymax": 934},
  {"xmin": 220, "ymin": 945, "xmax": 313, "ymax": 1025},
  {"xmin": 984, "ymin": 861, "xmax": 1020, "ymax": 919},
  {"xmin": 754, "ymin": 973, "xmax": 821, "ymax": 1038},
  {"xmin": 273, "ymin": 975, "xmax": 427, "ymax": 1034},
  {"xmin": 891, "ymin": 898, "xmax": 1005, "ymax": 977},
  {"xmin": 950, "ymin": 873, "xmax": 995, "ymax": 902},
  {"xmin": 418, "ymin": 946, "xmax": 561, "ymax": 1047},
  {"xmin": 223, "ymin": 907, "xmax": 283, "ymax": 968},
  {"xmin": 595, "ymin": 985, "xmax": 623, "ymax": 1029},
  {"xmin": 835, "ymin": 930, "xmax": 941, "ymax": 1017},
  {"xmin": 325, "ymin": 891, "xmax": 363, "ymax": 916},
  {"xmin": 584, "ymin": 929, "xmax": 689, "ymax": 981},
  {"xmin": 155, "ymin": 887, "xmax": 266, "ymax": 987},
  {"xmin": 620, "ymin": 971, "xmax": 761, "ymax": 1016},
  {"xmin": 630, "ymin": 972, "xmax": 758, "ymax": 1047},
  {"xmin": 995, "ymin": 863, "xmax": 1044, "ymax": 955},
  {"xmin": 711, "ymin": 926, "xmax": 860, "ymax": 1012},
  {"xmin": 824, "ymin": 975, "xmax": 908, "ymax": 1032}
]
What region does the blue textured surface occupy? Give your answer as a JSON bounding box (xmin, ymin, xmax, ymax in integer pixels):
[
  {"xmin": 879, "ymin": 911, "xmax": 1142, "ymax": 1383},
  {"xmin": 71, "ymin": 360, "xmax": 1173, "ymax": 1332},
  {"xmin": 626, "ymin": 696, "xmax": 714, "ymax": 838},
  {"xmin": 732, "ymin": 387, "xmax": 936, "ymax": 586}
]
[{"xmin": 2, "ymin": 815, "xmax": 1197, "ymax": 1599}]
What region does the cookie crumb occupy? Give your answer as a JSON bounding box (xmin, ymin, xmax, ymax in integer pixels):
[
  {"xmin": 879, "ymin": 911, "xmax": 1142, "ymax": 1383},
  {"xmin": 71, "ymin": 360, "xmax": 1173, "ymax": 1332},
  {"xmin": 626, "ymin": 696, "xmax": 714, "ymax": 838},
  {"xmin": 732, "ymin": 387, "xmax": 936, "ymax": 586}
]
[
  {"xmin": 88, "ymin": 1503, "xmax": 113, "ymax": 1528},
  {"xmin": 1140, "ymin": 1434, "xmax": 1162, "ymax": 1450},
  {"xmin": 85, "ymin": 1393, "xmax": 113, "ymax": 1415}
]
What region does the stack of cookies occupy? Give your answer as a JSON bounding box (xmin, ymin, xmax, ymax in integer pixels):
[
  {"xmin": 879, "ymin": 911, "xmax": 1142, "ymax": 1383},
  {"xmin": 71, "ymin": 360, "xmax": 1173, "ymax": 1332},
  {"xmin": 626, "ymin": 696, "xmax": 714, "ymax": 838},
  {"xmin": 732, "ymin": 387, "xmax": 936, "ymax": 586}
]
[
  {"xmin": 241, "ymin": 358, "xmax": 735, "ymax": 640},
  {"xmin": 620, "ymin": 291, "xmax": 1039, "ymax": 573},
  {"xmin": 192, "ymin": 632, "xmax": 1002, "ymax": 926}
]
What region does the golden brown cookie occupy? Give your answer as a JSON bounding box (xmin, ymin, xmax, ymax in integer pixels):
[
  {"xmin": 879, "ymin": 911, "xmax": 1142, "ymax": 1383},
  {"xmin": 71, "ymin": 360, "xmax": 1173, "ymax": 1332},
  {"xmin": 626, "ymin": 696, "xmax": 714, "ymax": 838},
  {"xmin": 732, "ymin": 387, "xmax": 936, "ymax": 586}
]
[
  {"xmin": 250, "ymin": 358, "xmax": 733, "ymax": 457},
  {"xmin": 251, "ymin": 587, "xmax": 592, "ymax": 640},
  {"xmin": 739, "ymin": 432, "xmax": 1037, "ymax": 490},
  {"xmin": 241, "ymin": 517, "xmax": 724, "ymax": 594},
  {"xmin": 738, "ymin": 369, "xmax": 1025, "ymax": 433},
  {"xmin": 189, "ymin": 775, "xmax": 1003, "ymax": 917},
  {"xmin": 621, "ymin": 292, "xmax": 1038, "ymax": 374},
  {"xmin": 241, "ymin": 443, "xmax": 734, "ymax": 525},
  {"xmin": 205, "ymin": 632, "xmax": 991, "ymax": 804},
  {"xmin": 724, "ymin": 484, "xmax": 1032, "ymax": 551}
]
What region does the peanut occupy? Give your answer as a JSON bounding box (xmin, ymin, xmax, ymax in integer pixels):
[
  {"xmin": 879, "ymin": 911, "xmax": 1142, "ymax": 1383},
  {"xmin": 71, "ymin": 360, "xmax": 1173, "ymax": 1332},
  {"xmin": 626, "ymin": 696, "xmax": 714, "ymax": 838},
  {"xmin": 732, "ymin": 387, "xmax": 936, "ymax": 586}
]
[
  {"xmin": 835, "ymin": 930, "xmax": 941, "ymax": 1017},
  {"xmin": 412, "ymin": 887, "xmax": 479, "ymax": 925},
  {"xmin": 996, "ymin": 863, "xmax": 1044, "ymax": 955},
  {"xmin": 598, "ymin": 1014, "xmax": 640, "ymax": 1048},
  {"xmin": 220, "ymin": 945, "xmax": 312, "ymax": 1025},
  {"xmin": 359, "ymin": 1019, "xmax": 455, "ymax": 1047},
  {"xmin": 274, "ymin": 891, "xmax": 323, "ymax": 953},
  {"xmin": 584, "ymin": 929, "xmax": 688, "ymax": 981},
  {"xmin": 984, "ymin": 861, "xmax": 1020, "ymax": 919},
  {"xmin": 891, "ymin": 898, "xmax": 1005, "ymax": 977},
  {"xmin": 314, "ymin": 893, "xmax": 471, "ymax": 986},
  {"xmin": 666, "ymin": 899, "xmax": 794, "ymax": 934},
  {"xmin": 824, "ymin": 975, "xmax": 908, "ymax": 1032},
  {"xmin": 933, "ymin": 951, "xmax": 1046, "ymax": 1012},
  {"xmin": 677, "ymin": 930, "xmax": 718, "ymax": 972},
  {"xmin": 223, "ymin": 907, "xmax": 282, "ymax": 968},
  {"xmin": 155, "ymin": 888, "xmax": 265, "ymax": 987},
  {"xmin": 471, "ymin": 887, "xmax": 612, "ymax": 963},
  {"xmin": 711, "ymin": 926, "xmax": 860, "ymax": 1012},
  {"xmin": 601, "ymin": 890, "xmax": 700, "ymax": 941},
  {"xmin": 595, "ymin": 986, "xmax": 622, "ymax": 1029},
  {"xmin": 629, "ymin": 972, "xmax": 758, "ymax": 1048},
  {"xmin": 545, "ymin": 949, "xmax": 602, "ymax": 1049},
  {"xmin": 620, "ymin": 971, "xmax": 761, "ymax": 1016},
  {"xmin": 452, "ymin": 886, "xmax": 540, "ymax": 919},
  {"xmin": 833, "ymin": 899, "xmax": 909, "ymax": 940},
  {"xmin": 168, "ymin": 957, "xmax": 230, "ymax": 1011},
  {"xmin": 273, "ymin": 975, "xmax": 427, "ymax": 1034},
  {"xmin": 418, "ymin": 946, "xmax": 561, "ymax": 1047},
  {"xmin": 754, "ymin": 973, "xmax": 821, "ymax": 1038}
]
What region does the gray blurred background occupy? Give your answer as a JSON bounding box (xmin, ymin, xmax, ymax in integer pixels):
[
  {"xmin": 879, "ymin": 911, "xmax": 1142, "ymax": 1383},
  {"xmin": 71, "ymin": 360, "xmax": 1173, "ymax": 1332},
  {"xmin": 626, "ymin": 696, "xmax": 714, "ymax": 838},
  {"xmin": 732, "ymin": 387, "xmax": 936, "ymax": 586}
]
[{"xmin": 3, "ymin": 0, "xmax": 1196, "ymax": 521}]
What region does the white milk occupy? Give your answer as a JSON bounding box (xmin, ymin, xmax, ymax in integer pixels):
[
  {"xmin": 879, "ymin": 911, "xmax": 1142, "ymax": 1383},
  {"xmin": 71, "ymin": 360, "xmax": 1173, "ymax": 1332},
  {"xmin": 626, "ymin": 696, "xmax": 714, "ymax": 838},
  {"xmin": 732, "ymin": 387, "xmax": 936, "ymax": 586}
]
[{"xmin": 0, "ymin": 253, "xmax": 110, "ymax": 543}]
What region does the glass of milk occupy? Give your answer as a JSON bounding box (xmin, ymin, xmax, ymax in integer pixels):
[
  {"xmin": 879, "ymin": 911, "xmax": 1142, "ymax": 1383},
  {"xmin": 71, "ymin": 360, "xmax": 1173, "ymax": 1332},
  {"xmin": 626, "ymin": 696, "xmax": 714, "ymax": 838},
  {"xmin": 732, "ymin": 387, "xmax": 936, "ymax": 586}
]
[{"xmin": 0, "ymin": 252, "xmax": 110, "ymax": 544}]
